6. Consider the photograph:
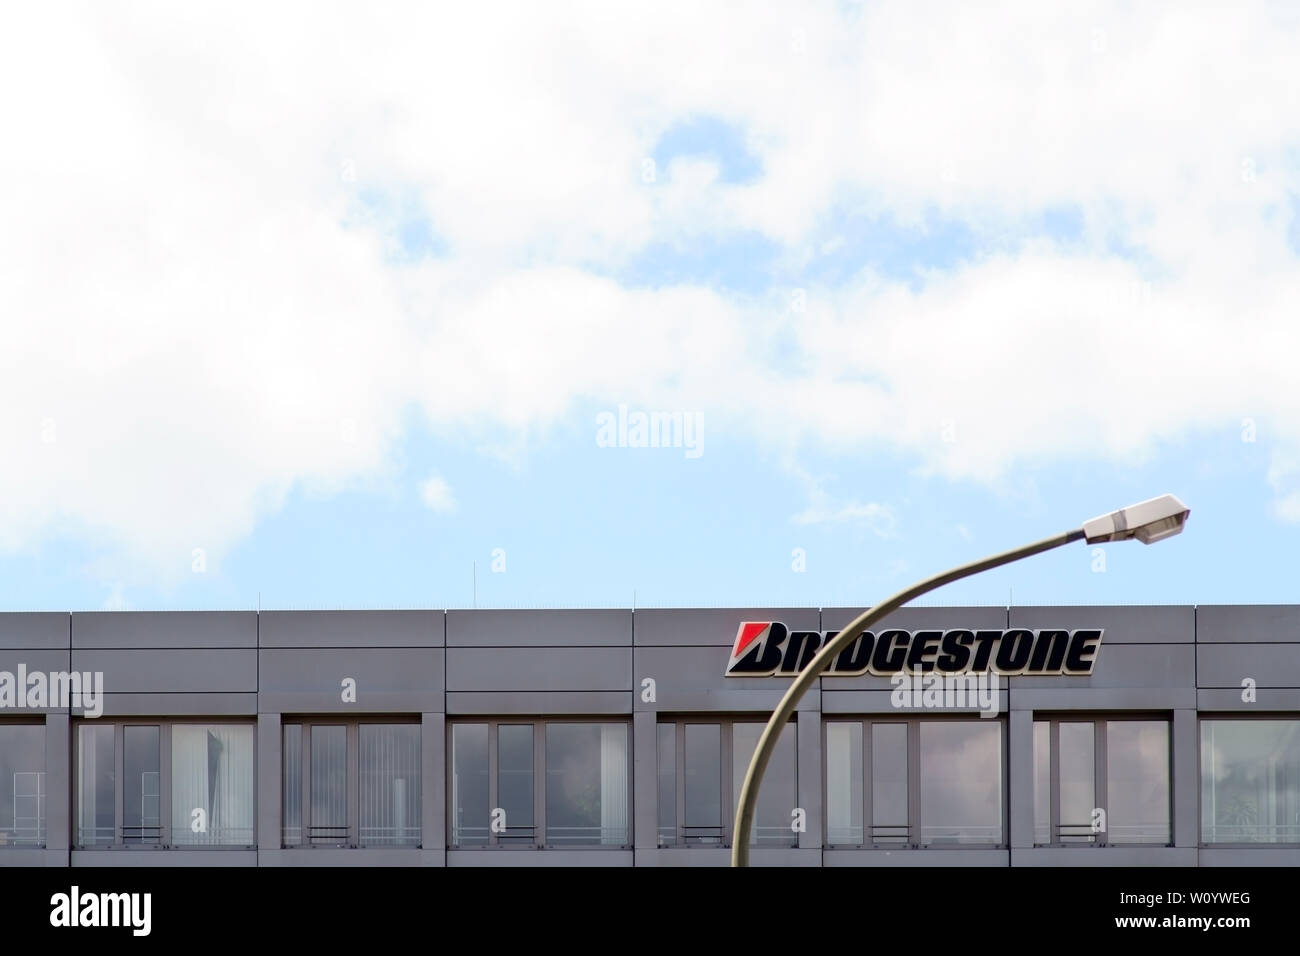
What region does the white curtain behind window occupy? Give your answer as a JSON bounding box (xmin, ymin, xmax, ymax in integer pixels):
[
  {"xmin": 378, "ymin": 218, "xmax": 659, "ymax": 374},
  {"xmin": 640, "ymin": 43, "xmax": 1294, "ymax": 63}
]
[
  {"xmin": 599, "ymin": 724, "xmax": 628, "ymax": 845},
  {"xmin": 171, "ymin": 725, "xmax": 254, "ymax": 845}
]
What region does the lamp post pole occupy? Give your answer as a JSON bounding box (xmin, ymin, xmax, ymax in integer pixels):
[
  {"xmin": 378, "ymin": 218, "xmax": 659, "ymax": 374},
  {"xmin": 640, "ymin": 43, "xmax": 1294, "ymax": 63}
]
[{"xmin": 731, "ymin": 494, "xmax": 1190, "ymax": 867}]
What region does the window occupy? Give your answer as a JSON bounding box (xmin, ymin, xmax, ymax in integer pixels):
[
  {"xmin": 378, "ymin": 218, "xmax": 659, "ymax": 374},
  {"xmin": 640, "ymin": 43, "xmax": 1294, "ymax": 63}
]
[
  {"xmin": 825, "ymin": 718, "xmax": 1004, "ymax": 847},
  {"xmin": 656, "ymin": 719, "xmax": 797, "ymax": 848},
  {"xmin": 0, "ymin": 723, "xmax": 45, "ymax": 847},
  {"xmin": 75, "ymin": 721, "xmax": 255, "ymax": 848},
  {"xmin": 282, "ymin": 721, "xmax": 421, "ymax": 848},
  {"xmin": 1201, "ymin": 719, "xmax": 1300, "ymax": 844},
  {"xmin": 1033, "ymin": 716, "xmax": 1170, "ymax": 846},
  {"xmin": 448, "ymin": 720, "xmax": 629, "ymax": 848}
]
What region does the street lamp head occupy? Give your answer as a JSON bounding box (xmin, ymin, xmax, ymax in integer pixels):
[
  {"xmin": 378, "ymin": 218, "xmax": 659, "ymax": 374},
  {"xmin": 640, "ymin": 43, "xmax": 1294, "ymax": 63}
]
[{"xmin": 1082, "ymin": 494, "xmax": 1190, "ymax": 545}]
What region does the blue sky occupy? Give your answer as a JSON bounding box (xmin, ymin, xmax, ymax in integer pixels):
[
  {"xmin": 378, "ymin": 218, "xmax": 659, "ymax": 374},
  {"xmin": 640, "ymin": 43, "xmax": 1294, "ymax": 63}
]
[{"xmin": 3, "ymin": 5, "xmax": 1299, "ymax": 612}]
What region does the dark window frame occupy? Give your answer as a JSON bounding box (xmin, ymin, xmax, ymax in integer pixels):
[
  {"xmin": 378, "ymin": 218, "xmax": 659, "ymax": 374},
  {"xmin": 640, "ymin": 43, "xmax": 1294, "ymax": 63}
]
[
  {"xmin": 1033, "ymin": 713, "xmax": 1173, "ymax": 848},
  {"xmin": 445, "ymin": 717, "xmax": 632, "ymax": 850},
  {"xmin": 1198, "ymin": 713, "xmax": 1300, "ymax": 848},
  {"xmin": 0, "ymin": 719, "xmax": 47, "ymax": 849},
  {"xmin": 656, "ymin": 716, "xmax": 799, "ymax": 850},
  {"xmin": 72, "ymin": 718, "xmax": 257, "ymax": 850},
  {"xmin": 822, "ymin": 716, "xmax": 1008, "ymax": 849},
  {"xmin": 281, "ymin": 716, "xmax": 422, "ymax": 850}
]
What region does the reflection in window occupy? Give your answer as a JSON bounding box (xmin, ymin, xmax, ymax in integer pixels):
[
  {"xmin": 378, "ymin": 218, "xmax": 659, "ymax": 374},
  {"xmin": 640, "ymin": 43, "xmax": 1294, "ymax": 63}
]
[
  {"xmin": 658, "ymin": 720, "xmax": 796, "ymax": 849},
  {"xmin": 450, "ymin": 724, "xmax": 490, "ymax": 847},
  {"xmin": 171, "ymin": 725, "xmax": 255, "ymax": 846},
  {"xmin": 1107, "ymin": 721, "xmax": 1169, "ymax": 844},
  {"xmin": 360, "ymin": 724, "xmax": 421, "ymax": 847},
  {"xmin": 123, "ymin": 726, "xmax": 160, "ymax": 845},
  {"xmin": 0, "ymin": 725, "xmax": 45, "ymax": 847},
  {"xmin": 919, "ymin": 721, "xmax": 1003, "ymax": 846},
  {"xmin": 732, "ymin": 722, "xmax": 796, "ymax": 848},
  {"xmin": 1202, "ymin": 720, "xmax": 1300, "ymax": 844},
  {"xmin": 546, "ymin": 723, "xmax": 628, "ymax": 846}
]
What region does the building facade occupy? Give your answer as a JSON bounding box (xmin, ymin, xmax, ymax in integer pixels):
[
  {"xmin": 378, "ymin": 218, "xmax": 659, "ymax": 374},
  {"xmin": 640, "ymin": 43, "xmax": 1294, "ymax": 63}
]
[{"xmin": 0, "ymin": 604, "xmax": 1296, "ymax": 867}]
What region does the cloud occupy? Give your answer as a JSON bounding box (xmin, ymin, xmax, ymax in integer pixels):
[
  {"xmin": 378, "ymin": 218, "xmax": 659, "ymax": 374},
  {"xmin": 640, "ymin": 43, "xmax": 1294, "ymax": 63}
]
[
  {"xmin": 418, "ymin": 475, "xmax": 457, "ymax": 514},
  {"xmin": 3, "ymin": 0, "xmax": 1300, "ymax": 583}
]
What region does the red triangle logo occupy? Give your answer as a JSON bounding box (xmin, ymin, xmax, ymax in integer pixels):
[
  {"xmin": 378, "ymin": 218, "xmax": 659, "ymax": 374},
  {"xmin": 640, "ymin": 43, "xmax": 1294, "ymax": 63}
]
[{"xmin": 734, "ymin": 622, "xmax": 769, "ymax": 658}]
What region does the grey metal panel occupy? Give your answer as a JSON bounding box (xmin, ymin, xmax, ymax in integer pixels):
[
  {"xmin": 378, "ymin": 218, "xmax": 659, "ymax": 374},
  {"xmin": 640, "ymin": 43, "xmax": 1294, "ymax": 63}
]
[
  {"xmin": 1010, "ymin": 847, "xmax": 1197, "ymax": 866},
  {"xmin": 1196, "ymin": 688, "xmax": 1300, "ymax": 710},
  {"xmin": 445, "ymin": 691, "xmax": 630, "ymax": 715},
  {"xmin": 0, "ymin": 850, "xmax": 64, "ymax": 866},
  {"xmin": 44, "ymin": 714, "xmax": 70, "ymax": 852},
  {"xmin": 72, "ymin": 649, "xmax": 256, "ymax": 693},
  {"xmin": 822, "ymin": 849, "xmax": 1009, "ymax": 867},
  {"xmin": 0, "ymin": 613, "xmax": 68, "ymax": 650},
  {"xmin": 1198, "ymin": 644, "xmax": 1300, "ymax": 687},
  {"xmin": 258, "ymin": 610, "xmax": 443, "ymax": 648},
  {"xmin": 258, "ymin": 647, "xmax": 443, "ymax": 713},
  {"xmin": 1013, "ymin": 643, "xmax": 1193, "ymax": 689},
  {"xmin": 635, "ymin": 687, "xmax": 821, "ymax": 714},
  {"xmin": 257, "ymin": 714, "xmax": 281, "ymax": 851},
  {"xmin": 796, "ymin": 711, "xmax": 821, "ymax": 849},
  {"xmin": 1009, "ymin": 605, "xmax": 1193, "ymax": 643},
  {"xmin": 447, "ymin": 609, "xmax": 630, "ymax": 647},
  {"xmin": 446, "ymin": 646, "xmax": 629, "ymax": 692},
  {"xmin": 1196, "ymin": 605, "xmax": 1300, "ymax": 643},
  {"xmin": 0, "ymin": 649, "xmax": 73, "ymax": 713},
  {"xmin": 259, "ymin": 849, "xmax": 443, "ymax": 867},
  {"xmin": 821, "ymin": 606, "xmax": 1008, "ymax": 633},
  {"xmin": 634, "ymin": 607, "xmax": 820, "ymax": 646},
  {"xmin": 821, "ymin": 689, "xmax": 1007, "ymax": 715},
  {"xmin": 634, "ymin": 645, "xmax": 820, "ymax": 712},
  {"xmin": 70, "ymin": 850, "xmax": 258, "ymax": 867},
  {"xmin": 421, "ymin": 713, "xmax": 445, "ymax": 853},
  {"xmin": 72, "ymin": 611, "xmax": 256, "ymax": 648},
  {"xmin": 1011, "ymin": 688, "xmax": 1195, "ymax": 711},
  {"xmin": 633, "ymin": 848, "xmax": 821, "ymax": 867},
  {"xmin": 1172, "ymin": 709, "xmax": 1197, "ymax": 848},
  {"xmin": 1198, "ymin": 848, "xmax": 1300, "ymax": 867},
  {"xmin": 92, "ymin": 694, "xmax": 258, "ymax": 717},
  {"xmin": 633, "ymin": 711, "xmax": 657, "ymax": 849},
  {"xmin": 447, "ymin": 850, "xmax": 633, "ymax": 867},
  {"xmin": 1008, "ymin": 709, "xmax": 1034, "ymax": 849}
]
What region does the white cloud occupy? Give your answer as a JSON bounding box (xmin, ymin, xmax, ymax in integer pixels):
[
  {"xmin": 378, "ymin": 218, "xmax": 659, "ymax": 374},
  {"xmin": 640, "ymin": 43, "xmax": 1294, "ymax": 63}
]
[
  {"xmin": 419, "ymin": 475, "xmax": 457, "ymax": 514},
  {"xmin": 3, "ymin": 1, "xmax": 1300, "ymax": 582}
]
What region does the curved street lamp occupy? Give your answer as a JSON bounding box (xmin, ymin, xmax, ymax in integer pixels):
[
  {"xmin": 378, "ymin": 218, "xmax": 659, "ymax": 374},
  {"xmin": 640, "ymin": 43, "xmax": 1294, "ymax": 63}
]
[{"xmin": 731, "ymin": 494, "xmax": 1191, "ymax": 867}]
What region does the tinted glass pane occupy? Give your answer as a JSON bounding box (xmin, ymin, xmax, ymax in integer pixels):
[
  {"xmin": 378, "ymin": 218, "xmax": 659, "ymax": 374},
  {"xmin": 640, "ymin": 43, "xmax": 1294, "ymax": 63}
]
[
  {"xmin": 451, "ymin": 724, "xmax": 489, "ymax": 847},
  {"xmin": 172, "ymin": 724, "xmax": 254, "ymax": 846},
  {"xmin": 545, "ymin": 723, "xmax": 627, "ymax": 846},
  {"xmin": 683, "ymin": 724, "xmax": 721, "ymax": 844},
  {"xmin": 77, "ymin": 724, "xmax": 115, "ymax": 846},
  {"xmin": 282, "ymin": 725, "xmax": 302, "ymax": 846},
  {"xmin": 360, "ymin": 725, "xmax": 421, "ymax": 847},
  {"xmin": 826, "ymin": 722, "xmax": 863, "ymax": 845},
  {"xmin": 1201, "ymin": 720, "xmax": 1300, "ymax": 844},
  {"xmin": 1032, "ymin": 721, "xmax": 1049, "ymax": 844},
  {"xmin": 310, "ymin": 726, "xmax": 347, "ymax": 845},
  {"xmin": 733, "ymin": 723, "xmax": 796, "ymax": 847},
  {"xmin": 0, "ymin": 726, "xmax": 45, "ymax": 846},
  {"xmin": 657, "ymin": 724, "xmax": 675, "ymax": 846},
  {"xmin": 498, "ymin": 725, "xmax": 533, "ymax": 844},
  {"xmin": 1108, "ymin": 721, "xmax": 1169, "ymax": 844},
  {"xmin": 919, "ymin": 721, "xmax": 1002, "ymax": 845},
  {"xmin": 123, "ymin": 726, "xmax": 160, "ymax": 845},
  {"xmin": 872, "ymin": 723, "xmax": 908, "ymax": 843},
  {"xmin": 1059, "ymin": 722, "xmax": 1095, "ymax": 842}
]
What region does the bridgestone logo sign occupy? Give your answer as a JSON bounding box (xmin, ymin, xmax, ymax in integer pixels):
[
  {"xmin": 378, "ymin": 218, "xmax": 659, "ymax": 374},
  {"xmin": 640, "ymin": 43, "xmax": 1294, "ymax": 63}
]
[{"xmin": 724, "ymin": 622, "xmax": 1103, "ymax": 678}]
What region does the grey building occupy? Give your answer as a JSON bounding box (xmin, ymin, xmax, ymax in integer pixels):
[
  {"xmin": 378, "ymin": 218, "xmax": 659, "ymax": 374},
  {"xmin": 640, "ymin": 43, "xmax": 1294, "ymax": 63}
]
[{"xmin": 0, "ymin": 604, "xmax": 1295, "ymax": 867}]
